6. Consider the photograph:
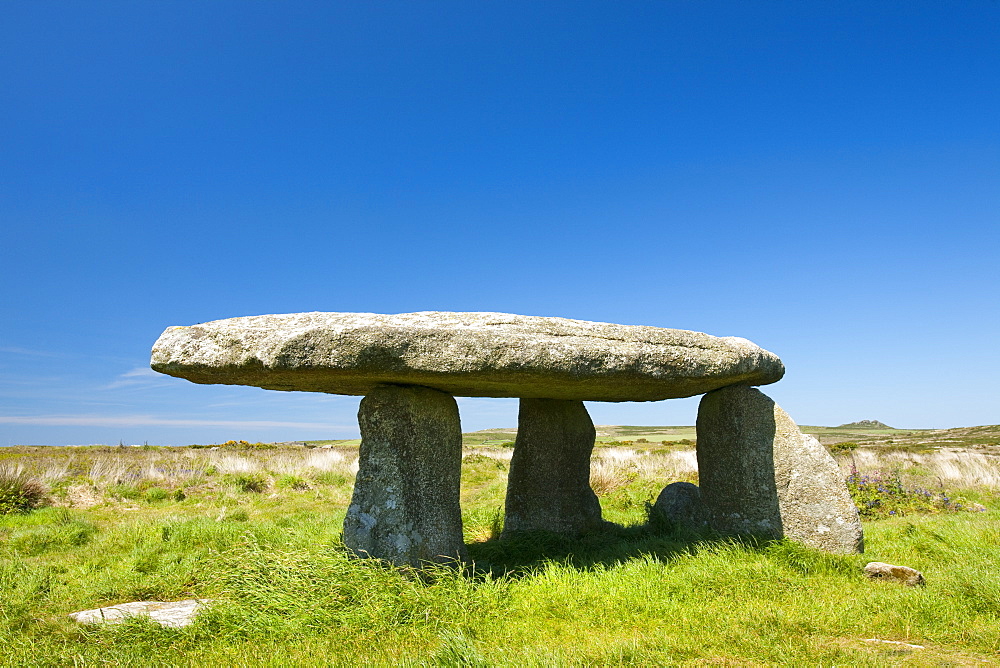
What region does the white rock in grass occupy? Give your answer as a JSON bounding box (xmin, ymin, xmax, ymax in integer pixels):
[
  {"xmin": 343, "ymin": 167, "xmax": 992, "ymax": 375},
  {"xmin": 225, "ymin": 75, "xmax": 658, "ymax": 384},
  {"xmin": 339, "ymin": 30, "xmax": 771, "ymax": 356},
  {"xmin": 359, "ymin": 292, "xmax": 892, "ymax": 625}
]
[
  {"xmin": 864, "ymin": 562, "xmax": 926, "ymax": 586},
  {"xmin": 69, "ymin": 599, "xmax": 212, "ymax": 628}
]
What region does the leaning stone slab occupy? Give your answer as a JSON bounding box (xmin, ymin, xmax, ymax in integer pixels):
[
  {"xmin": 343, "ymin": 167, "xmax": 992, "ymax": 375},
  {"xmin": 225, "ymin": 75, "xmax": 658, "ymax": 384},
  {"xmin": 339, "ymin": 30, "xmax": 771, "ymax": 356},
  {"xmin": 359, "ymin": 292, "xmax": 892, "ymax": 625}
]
[
  {"xmin": 503, "ymin": 399, "xmax": 604, "ymax": 536},
  {"xmin": 69, "ymin": 599, "xmax": 211, "ymax": 628},
  {"xmin": 696, "ymin": 385, "xmax": 863, "ymax": 553},
  {"xmin": 150, "ymin": 311, "xmax": 784, "ymax": 401},
  {"xmin": 344, "ymin": 384, "xmax": 467, "ymax": 566}
]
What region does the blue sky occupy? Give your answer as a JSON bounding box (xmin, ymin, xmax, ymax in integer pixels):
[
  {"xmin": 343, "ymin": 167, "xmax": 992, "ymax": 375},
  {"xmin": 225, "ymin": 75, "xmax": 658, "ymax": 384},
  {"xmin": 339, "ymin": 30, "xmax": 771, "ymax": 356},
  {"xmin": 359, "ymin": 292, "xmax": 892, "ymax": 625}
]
[{"xmin": 2, "ymin": 1, "xmax": 997, "ymax": 445}]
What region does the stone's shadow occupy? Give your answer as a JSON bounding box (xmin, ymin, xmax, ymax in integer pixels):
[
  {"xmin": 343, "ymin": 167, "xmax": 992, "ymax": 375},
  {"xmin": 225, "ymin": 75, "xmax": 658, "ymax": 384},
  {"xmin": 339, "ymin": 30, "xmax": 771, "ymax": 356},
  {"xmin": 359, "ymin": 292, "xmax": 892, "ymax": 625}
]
[{"xmin": 463, "ymin": 515, "xmax": 779, "ymax": 578}]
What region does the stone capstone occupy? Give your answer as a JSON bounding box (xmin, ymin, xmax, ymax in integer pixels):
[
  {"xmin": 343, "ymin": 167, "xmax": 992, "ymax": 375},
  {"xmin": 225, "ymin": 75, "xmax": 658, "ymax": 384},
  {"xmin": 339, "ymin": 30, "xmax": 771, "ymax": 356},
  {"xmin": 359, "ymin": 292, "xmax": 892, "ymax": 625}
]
[
  {"xmin": 150, "ymin": 311, "xmax": 784, "ymax": 401},
  {"xmin": 503, "ymin": 399, "xmax": 605, "ymax": 536},
  {"xmin": 69, "ymin": 599, "xmax": 211, "ymax": 628},
  {"xmin": 696, "ymin": 385, "xmax": 863, "ymax": 554},
  {"xmin": 864, "ymin": 561, "xmax": 926, "ymax": 586},
  {"xmin": 343, "ymin": 384, "xmax": 467, "ymax": 566}
]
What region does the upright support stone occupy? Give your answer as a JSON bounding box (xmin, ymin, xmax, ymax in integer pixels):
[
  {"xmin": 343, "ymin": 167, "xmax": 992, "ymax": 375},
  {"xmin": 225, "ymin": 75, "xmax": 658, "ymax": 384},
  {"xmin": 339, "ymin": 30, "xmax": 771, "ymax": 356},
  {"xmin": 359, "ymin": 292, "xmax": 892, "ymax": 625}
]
[
  {"xmin": 695, "ymin": 385, "xmax": 863, "ymax": 553},
  {"xmin": 344, "ymin": 384, "xmax": 467, "ymax": 566},
  {"xmin": 503, "ymin": 398, "xmax": 604, "ymax": 536}
]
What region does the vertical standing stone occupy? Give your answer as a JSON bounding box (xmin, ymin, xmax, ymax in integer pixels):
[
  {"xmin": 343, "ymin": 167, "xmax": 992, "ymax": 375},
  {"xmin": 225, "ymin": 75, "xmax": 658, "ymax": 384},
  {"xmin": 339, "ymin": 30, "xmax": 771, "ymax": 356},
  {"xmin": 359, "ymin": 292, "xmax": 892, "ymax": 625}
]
[
  {"xmin": 696, "ymin": 385, "xmax": 863, "ymax": 553},
  {"xmin": 503, "ymin": 398, "xmax": 604, "ymax": 536},
  {"xmin": 344, "ymin": 384, "xmax": 467, "ymax": 566}
]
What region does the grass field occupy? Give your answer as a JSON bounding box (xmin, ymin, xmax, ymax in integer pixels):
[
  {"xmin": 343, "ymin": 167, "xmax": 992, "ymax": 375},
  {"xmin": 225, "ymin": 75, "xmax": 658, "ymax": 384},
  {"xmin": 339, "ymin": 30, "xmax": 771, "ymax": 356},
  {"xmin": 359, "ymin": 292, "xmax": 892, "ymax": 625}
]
[{"xmin": 2, "ymin": 426, "xmax": 999, "ymax": 665}]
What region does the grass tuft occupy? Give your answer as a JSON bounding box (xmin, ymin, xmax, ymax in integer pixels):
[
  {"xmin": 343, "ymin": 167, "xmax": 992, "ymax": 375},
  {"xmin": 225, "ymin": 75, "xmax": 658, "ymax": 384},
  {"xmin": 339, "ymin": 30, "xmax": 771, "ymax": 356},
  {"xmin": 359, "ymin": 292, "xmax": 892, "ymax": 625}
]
[
  {"xmin": 0, "ymin": 464, "xmax": 48, "ymax": 514},
  {"xmin": 220, "ymin": 472, "xmax": 268, "ymax": 493}
]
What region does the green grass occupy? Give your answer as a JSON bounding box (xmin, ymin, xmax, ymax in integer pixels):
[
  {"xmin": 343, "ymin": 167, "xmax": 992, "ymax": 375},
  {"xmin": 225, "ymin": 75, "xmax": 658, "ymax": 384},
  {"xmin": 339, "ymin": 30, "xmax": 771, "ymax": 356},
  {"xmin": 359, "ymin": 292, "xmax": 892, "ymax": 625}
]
[{"xmin": 1, "ymin": 439, "xmax": 999, "ymax": 665}]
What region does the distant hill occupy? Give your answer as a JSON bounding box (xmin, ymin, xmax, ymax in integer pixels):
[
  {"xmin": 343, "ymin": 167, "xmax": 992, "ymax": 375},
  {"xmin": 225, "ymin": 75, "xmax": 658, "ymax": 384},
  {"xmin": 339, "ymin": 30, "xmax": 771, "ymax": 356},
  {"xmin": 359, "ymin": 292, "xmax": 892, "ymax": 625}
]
[{"xmin": 837, "ymin": 419, "xmax": 894, "ymax": 429}]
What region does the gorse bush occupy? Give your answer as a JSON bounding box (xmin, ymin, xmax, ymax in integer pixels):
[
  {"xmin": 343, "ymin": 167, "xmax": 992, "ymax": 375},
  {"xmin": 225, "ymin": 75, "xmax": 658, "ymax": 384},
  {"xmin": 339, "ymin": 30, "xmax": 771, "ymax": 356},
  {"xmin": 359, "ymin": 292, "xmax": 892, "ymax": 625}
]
[
  {"xmin": 828, "ymin": 441, "xmax": 859, "ymax": 454},
  {"xmin": 0, "ymin": 466, "xmax": 47, "ymax": 514},
  {"xmin": 221, "ymin": 440, "xmax": 276, "ymax": 451}
]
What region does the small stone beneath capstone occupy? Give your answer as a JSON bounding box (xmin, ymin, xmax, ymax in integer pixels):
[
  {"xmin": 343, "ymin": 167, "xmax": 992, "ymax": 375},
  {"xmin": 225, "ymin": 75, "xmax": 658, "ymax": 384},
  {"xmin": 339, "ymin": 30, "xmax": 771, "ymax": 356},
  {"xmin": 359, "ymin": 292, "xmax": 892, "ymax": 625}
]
[{"xmin": 652, "ymin": 481, "xmax": 707, "ymax": 530}]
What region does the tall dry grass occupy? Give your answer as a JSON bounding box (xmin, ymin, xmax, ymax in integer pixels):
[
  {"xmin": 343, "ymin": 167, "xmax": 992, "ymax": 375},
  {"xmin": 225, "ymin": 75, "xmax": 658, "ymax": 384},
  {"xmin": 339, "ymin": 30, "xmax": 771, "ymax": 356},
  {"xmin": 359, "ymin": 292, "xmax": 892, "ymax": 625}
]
[
  {"xmin": 590, "ymin": 447, "xmax": 699, "ymax": 495},
  {"xmin": 843, "ymin": 447, "xmax": 1000, "ymax": 489},
  {"xmin": 3, "ymin": 446, "xmax": 361, "ymax": 507}
]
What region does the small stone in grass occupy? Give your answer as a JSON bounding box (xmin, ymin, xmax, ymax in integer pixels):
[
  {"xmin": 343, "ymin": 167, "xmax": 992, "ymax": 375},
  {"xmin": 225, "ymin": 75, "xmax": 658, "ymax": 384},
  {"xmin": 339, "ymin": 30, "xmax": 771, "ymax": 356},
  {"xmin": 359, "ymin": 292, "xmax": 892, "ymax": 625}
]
[
  {"xmin": 69, "ymin": 599, "xmax": 212, "ymax": 628},
  {"xmin": 864, "ymin": 562, "xmax": 925, "ymax": 586}
]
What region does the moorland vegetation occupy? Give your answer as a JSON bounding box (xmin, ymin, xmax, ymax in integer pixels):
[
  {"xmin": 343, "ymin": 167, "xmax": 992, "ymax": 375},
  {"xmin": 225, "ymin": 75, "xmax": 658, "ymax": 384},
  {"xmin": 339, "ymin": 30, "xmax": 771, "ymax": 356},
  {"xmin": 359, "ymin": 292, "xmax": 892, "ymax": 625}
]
[{"xmin": 1, "ymin": 424, "xmax": 999, "ymax": 664}]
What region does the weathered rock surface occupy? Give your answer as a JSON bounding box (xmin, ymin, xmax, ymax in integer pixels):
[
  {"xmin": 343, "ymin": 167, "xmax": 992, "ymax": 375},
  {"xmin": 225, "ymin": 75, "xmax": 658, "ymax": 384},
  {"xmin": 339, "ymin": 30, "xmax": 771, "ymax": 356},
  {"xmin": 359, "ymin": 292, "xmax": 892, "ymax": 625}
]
[
  {"xmin": 696, "ymin": 385, "xmax": 863, "ymax": 553},
  {"xmin": 344, "ymin": 384, "xmax": 467, "ymax": 565},
  {"xmin": 503, "ymin": 399, "xmax": 605, "ymax": 536},
  {"xmin": 864, "ymin": 561, "xmax": 926, "ymax": 586},
  {"xmin": 150, "ymin": 311, "xmax": 784, "ymax": 401},
  {"xmin": 69, "ymin": 599, "xmax": 211, "ymax": 628},
  {"xmin": 653, "ymin": 481, "xmax": 707, "ymax": 530}
]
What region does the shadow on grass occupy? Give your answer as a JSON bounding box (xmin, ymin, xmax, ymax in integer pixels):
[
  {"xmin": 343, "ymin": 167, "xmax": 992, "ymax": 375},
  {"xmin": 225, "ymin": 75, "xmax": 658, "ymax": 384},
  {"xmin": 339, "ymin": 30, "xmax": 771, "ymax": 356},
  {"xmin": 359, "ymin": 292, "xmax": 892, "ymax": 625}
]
[{"xmin": 464, "ymin": 510, "xmax": 781, "ymax": 578}]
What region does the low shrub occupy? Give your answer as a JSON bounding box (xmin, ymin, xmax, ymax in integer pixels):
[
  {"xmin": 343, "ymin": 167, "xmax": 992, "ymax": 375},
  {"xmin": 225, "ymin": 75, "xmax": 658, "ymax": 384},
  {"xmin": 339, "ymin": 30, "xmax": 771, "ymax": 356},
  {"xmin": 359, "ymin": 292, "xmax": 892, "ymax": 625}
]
[
  {"xmin": 829, "ymin": 441, "xmax": 859, "ymax": 454},
  {"xmin": 846, "ymin": 465, "xmax": 985, "ymax": 518},
  {"xmin": 144, "ymin": 487, "xmax": 170, "ymax": 502},
  {"xmin": 224, "ymin": 508, "xmax": 249, "ymax": 522},
  {"xmin": 108, "ymin": 484, "xmax": 142, "ymax": 500},
  {"xmin": 0, "ymin": 466, "xmax": 47, "ymax": 514},
  {"xmin": 222, "ymin": 472, "xmax": 269, "ymax": 493},
  {"xmin": 312, "ymin": 471, "xmax": 349, "ymax": 487},
  {"xmin": 275, "ymin": 474, "xmax": 310, "ymax": 491},
  {"xmin": 658, "ymin": 438, "xmax": 696, "ymax": 446},
  {"xmin": 220, "ymin": 440, "xmax": 276, "ymax": 451}
]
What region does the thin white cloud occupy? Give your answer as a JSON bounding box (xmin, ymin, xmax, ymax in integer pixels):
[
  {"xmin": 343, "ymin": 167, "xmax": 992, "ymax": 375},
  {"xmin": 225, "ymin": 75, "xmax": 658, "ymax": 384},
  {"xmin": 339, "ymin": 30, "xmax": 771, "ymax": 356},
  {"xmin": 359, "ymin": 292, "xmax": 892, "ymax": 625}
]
[
  {"xmin": 0, "ymin": 346, "xmax": 59, "ymax": 357},
  {"xmin": 102, "ymin": 366, "xmax": 170, "ymax": 389},
  {"xmin": 0, "ymin": 415, "xmax": 353, "ymax": 429},
  {"xmin": 121, "ymin": 367, "xmax": 159, "ymax": 379}
]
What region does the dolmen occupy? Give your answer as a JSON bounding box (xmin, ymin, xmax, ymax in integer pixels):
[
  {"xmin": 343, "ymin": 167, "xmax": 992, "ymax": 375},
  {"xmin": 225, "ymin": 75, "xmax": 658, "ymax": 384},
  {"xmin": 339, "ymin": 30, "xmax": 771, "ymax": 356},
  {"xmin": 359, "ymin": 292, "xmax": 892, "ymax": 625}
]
[{"xmin": 151, "ymin": 311, "xmax": 863, "ymax": 565}]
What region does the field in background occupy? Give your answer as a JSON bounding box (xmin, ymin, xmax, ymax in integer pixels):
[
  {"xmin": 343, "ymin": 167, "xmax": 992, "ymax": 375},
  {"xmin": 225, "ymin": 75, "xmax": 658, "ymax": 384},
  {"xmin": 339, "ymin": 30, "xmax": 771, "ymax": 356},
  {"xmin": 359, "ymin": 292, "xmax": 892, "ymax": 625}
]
[{"xmin": 2, "ymin": 425, "xmax": 999, "ymax": 664}]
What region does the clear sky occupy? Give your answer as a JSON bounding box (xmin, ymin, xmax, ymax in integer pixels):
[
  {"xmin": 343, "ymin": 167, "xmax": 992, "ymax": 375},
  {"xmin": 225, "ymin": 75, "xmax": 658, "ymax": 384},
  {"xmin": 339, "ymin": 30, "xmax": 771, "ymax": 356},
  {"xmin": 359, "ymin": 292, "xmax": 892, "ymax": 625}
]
[{"xmin": 2, "ymin": 1, "xmax": 997, "ymax": 446}]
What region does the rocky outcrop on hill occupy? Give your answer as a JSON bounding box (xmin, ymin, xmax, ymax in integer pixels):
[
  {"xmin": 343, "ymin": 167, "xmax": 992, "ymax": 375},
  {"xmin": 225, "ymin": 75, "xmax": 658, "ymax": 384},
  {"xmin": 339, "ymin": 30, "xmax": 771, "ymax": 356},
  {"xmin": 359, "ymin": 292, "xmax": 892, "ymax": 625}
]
[{"xmin": 838, "ymin": 420, "xmax": 893, "ymax": 429}]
